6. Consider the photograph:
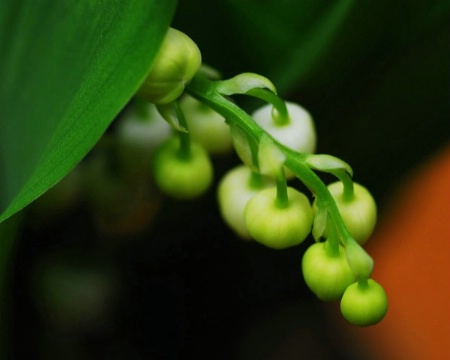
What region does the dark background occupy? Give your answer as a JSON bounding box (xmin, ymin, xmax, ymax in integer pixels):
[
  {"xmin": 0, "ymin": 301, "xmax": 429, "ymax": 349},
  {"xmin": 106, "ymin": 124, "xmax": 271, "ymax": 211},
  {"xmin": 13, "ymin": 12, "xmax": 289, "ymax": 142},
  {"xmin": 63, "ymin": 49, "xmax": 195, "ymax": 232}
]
[{"xmin": 12, "ymin": 1, "xmax": 450, "ymax": 359}]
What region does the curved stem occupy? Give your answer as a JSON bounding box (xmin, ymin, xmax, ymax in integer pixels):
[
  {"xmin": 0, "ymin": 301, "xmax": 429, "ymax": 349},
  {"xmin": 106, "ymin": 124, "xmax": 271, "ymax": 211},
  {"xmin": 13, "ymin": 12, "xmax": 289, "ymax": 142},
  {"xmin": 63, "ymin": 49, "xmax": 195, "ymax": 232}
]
[
  {"xmin": 174, "ymin": 101, "xmax": 191, "ymax": 160},
  {"xmin": 245, "ymin": 88, "xmax": 289, "ymax": 126},
  {"xmin": 275, "ymin": 172, "xmax": 289, "ymax": 208},
  {"xmin": 324, "ymin": 217, "xmax": 340, "ymax": 257},
  {"xmin": 333, "ymin": 170, "xmax": 354, "ymax": 201},
  {"xmin": 186, "ymin": 75, "xmax": 359, "ymax": 248},
  {"xmin": 248, "ymin": 171, "xmax": 263, "ymax": 189},
  {"xmin": 324, "ymin": 237, "xmax": 340, "ymax": 258},
  {"xmin": 358, "ymin": 277, "xmax": 369, "ymax": 289}
]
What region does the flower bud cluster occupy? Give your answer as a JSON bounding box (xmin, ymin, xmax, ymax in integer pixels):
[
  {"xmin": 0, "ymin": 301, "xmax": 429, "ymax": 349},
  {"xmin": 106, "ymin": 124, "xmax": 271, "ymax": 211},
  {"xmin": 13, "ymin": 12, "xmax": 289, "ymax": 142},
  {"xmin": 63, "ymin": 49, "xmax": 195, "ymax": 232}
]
[
  {"xmin": 133, "ymin": 27, "xmax": 387, "ymax": 327},
  {"xmin": 139, "ymin": 29, "xmax": 232, "ymax": 200},
  {"xmin": 225, "ymin": 103, "xmax": 386, "ymax": 326},
  {"xmin": 218, "ymin": 101, "xmax": 318, "ymax": 250}
]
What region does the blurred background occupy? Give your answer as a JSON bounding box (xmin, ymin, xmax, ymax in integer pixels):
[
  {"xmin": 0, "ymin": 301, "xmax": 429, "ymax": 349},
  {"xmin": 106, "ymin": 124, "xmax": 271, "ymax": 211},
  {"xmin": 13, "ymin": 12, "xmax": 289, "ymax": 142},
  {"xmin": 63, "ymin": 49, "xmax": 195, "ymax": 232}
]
[{"xmin": 6, "ymin": 1, "xmax": 450, "ymax": 359}]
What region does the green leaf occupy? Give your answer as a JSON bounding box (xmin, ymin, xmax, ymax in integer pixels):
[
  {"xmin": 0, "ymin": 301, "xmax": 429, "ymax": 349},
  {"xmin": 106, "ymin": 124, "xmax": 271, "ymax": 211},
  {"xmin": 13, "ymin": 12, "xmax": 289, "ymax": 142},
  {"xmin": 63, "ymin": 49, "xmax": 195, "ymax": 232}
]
[{"xmin": 0, "ymin": 0, "xmax": 177, "ymax": 223}]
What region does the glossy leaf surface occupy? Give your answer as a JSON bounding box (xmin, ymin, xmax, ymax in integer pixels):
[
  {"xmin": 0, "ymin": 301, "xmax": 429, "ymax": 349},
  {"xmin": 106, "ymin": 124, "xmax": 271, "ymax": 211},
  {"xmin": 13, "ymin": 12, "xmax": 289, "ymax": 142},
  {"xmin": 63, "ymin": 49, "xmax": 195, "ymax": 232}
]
[{"xmin": 0, "ymin": 0, "xmax": 177, "ymax": 223}]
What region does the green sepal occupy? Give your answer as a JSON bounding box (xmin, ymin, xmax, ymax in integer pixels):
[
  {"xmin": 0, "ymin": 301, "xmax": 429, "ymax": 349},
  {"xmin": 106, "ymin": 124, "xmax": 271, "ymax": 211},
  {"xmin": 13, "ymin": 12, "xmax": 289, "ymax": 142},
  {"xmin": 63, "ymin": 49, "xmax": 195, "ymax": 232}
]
[
  {"xmin": 305, "ymin": 154, "xmax": 353, "ymax": 177},
  {"xmin": 258, "ymin": 134, "xmax": 286, "ymax": 178},
  {"xmin": 345, "ymin": 238, "xmax": 374, "ymax": 279},
  {"xmin": 156, "ymin": 103, "xmax": 188, "ymax": 133},
  {"xmin": 230, "ymin": 123, "xmax": 259, "ymax": 171},
  {"xmin": 312, "ymin": 206, "xmax": 328, "ymax": 241},
  {"xmin": 214, "ymin": 73, "xmax": 277, "ymax": 96}
]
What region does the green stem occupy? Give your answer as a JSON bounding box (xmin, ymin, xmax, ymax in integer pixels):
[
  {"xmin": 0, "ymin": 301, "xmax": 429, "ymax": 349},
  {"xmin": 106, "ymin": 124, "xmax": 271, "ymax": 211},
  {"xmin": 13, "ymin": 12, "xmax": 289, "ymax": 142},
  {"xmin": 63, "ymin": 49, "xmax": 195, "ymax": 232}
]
[
  {"xmin": 188, "ymin": 76, "xmax": 264, "ymax": 143},
  {"xmin": 333, "ymin": 170, "xmax": 354, "ymax": 201},
  {"xmin": 275, "ymin": 172, "xmax": 289, "ymax": 208},
  {"xmin": 245, "ymin": 88, "xmax": 290, "ymax": 126},
  {"xmin": 248, "ymin": 171, "xmax": 263, "ymax": 189},
  {"xmin": 284, "ymin": 156, "xmax": 354, "ymax": 248},
  {"xmin": 324, "ymin": 218, "xmax": 340, "ymax": 257},
  {"xmin": 357, "ymin": 277, "xmax": 369, "ymax": 289},
  {"xmin": 186, "ymin": 74, "xmax": 357, "ymax": 248},
  {"xmin": 174, "ymin": 101, "xmax": 191, "ymax": 160},
  {"xmin": 324, "ymin": 237, "xmax": 340, "ymax": 257}
]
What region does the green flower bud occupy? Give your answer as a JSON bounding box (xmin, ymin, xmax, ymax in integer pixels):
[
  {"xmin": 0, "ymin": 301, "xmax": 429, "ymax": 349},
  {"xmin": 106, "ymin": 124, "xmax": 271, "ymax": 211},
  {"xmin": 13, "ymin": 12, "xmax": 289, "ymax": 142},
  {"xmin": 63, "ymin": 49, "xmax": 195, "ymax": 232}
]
[
  {"xmin": 116, "ymin": 103, "xmax": 171, "ymax": 177},
  {"xmin": 340, "ymin": 279, "xmax": 388, "ymax": 326},
  {"xmin": 230, "ymin": 124, "xmax": 258, "ymax": 172},
  {"xmin": 117, "ymin": 103, "xmax": 171, "ymax": 150},
  {"xmin": 251, "ymin": 102, "xmax": 317, "ymax": 154},
  {"xmin": 250, "ymin": 101, "xmax": 316, "ymax": 178},
  {"xmin": 152, "ymin": 136, "xmax": 213, "ymax": 199},
  {"xmin": 180, "ymin": 95, "xmax": 233, "ymax": 154},
  {"xmin": 244, "ymin": 187, "xmax": 313, "ymax": 249},
  {"xmin": 345, "ymin": 238, "xmax": 374, "ymax": 279},
  {"xmin": 138, "ymin": 28, "xmax": 202, "ymax": 105},
  {"xmin": 302, "ymin": 242, "xmax": 356, "ymax": 301},
  {"xmin": 327, "ymin": 181, "xmax": 377, "ymax": 244},
  {"xmin": 218, "ymin": 166, "xmax": 275, "ymax": 239}
]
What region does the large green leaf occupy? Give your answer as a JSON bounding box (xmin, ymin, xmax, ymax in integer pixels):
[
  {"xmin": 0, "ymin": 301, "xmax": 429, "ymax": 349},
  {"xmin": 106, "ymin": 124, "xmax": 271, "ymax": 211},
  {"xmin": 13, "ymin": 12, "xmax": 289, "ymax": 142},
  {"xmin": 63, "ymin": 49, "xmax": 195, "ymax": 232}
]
[{"xmin": 0, "ymin": 0, "xmax": 177, "ymax": 223}]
